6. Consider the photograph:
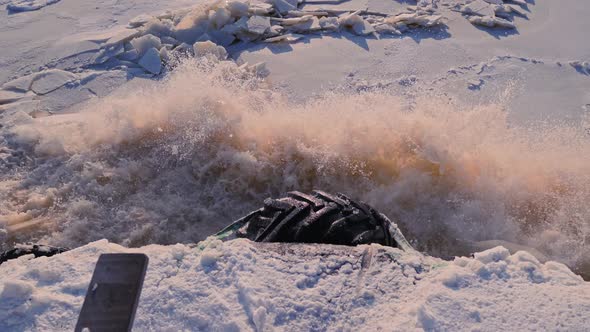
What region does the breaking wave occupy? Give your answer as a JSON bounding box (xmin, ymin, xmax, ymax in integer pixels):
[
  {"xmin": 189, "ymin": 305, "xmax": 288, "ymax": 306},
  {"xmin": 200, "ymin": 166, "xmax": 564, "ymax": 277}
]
[{"xmin": 1, "ymin": 59, "xmax": 589, "ymax": 276}]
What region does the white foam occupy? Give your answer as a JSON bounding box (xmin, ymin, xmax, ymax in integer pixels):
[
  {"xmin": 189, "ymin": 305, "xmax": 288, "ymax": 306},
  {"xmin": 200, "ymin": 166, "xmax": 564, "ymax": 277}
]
[{"xmin": 2, "ymin": 59, "xmax": 590, "ymax": 278}]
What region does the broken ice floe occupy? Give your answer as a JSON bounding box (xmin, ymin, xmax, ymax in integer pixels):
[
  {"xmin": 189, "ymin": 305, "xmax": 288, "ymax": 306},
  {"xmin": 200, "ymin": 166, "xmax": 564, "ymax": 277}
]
[
  {"xmin": 69, "ymin": 0, "xmax": 446, "ymax": 76},
  {"xmin": 452, "ymin": 0, "xmax": 528, "ymax": 29},
  {"xmin": 0, "ymin": 0, "xmax": 450, "ymax": 109}
]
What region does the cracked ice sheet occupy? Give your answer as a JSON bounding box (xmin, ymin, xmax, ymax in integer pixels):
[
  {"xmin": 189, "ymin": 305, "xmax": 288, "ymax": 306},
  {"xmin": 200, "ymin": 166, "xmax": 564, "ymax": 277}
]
[
  {"xmin": 0, "ymin": 0, "xmax": 199, "ymax": 84},
  {"xmin": 0, "ymin": 239, "xmax": 589, "ymax": 331}
]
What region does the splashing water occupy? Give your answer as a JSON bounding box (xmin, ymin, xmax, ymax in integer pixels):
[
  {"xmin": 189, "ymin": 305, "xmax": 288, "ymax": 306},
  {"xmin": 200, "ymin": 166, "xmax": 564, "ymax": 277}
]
[{"xmin": 1, "ymin": 59, "xmax": 589, "ymax": 276}]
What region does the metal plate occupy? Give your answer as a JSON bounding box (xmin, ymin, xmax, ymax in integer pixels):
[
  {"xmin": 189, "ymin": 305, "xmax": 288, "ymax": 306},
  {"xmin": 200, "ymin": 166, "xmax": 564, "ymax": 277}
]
[{"xmin": 75, "ymin": 253, "xmax": 148, "ymax": 332}]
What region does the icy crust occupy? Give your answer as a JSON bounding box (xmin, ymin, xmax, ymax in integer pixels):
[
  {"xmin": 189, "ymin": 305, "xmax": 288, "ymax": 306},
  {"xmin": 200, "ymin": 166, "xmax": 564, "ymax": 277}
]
[{"xmin": 0, "ymin": 240, "xmax": 588, "ymax": 331}]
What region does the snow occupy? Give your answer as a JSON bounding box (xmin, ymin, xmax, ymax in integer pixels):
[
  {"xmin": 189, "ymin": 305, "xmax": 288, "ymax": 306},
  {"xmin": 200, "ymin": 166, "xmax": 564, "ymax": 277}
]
[{"xmin": 0, "ymin": 239, "xmax": 588, "ymax": 331}]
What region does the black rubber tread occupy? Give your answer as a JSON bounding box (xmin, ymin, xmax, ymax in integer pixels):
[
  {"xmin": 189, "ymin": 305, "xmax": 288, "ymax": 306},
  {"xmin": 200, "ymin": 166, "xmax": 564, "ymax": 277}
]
[
  {"xmin": 236, "ymin": 191, "xmax": 398, "ymax": 248},
  {"xmin": 0, "ymin": 244, "xmax": 69, "ymax": 266}
]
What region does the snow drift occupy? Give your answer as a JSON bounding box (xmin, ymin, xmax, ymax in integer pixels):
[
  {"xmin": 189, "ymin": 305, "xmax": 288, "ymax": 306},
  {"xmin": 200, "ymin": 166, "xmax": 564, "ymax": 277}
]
[{"xmin": 0, "ymin": 239, "xmax": 588, "ymax": 331}]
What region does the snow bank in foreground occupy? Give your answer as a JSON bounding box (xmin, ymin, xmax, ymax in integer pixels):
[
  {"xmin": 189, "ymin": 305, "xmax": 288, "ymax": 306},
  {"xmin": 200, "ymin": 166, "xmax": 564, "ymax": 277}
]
[
  {"xmin": 0, "ymin": 239, "xmax": 588, "ymax": 331},
  {"xmin": 6, "ymin": 0, "xmax": 60, "ymax": 12}
]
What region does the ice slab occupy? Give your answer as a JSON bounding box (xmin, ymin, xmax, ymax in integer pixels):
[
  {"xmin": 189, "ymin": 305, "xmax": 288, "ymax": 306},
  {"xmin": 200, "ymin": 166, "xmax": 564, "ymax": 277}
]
[
  {"xmin": 130, "ymin": 34, "xmax": 162, "ymax": 56},
  {"xmin": 30, "ymin": 69, "xmax": 77, "ymax": 95},
  {"xmin": 1, "ymin": 74, "xmax": 36, "ymax": 93},
  {"xmin": 105, "ymin": 29, "xmax": 141, "ymax": 47},
  {"xmin": 193, "ymin": 41, "xmax": 228, "ymax": 61},
  {"xmin": 137, "ymin": 48, "xmax": 162, "ymax": 75},
  {"xmin": 246, "ymin": 15, "xmax": 272, "ymax": 35},
  {"xmin": 264, "ymin": 33, "xmax": 305, "ymax": 43}
]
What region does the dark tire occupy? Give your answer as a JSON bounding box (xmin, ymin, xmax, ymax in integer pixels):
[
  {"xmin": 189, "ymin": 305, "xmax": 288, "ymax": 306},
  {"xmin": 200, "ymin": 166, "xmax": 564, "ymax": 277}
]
[
  {"xmin": 0, "ymin": 244, "xmax": 69, "ymax": 265},
  {"xmin": 236, "ymin": 190, "xmax": 398, "ymax": 247}
]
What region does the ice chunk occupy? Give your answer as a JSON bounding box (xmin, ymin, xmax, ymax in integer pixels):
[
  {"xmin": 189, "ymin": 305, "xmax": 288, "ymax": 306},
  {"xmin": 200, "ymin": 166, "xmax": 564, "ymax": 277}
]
[
  {"xmin": 339, "ymin": 12, "xmax": 374, "ymax": 36},
  {"xmin": 319, "ymin": 17, "xmax": 339, "ymax": 30},
  {"xmin": 208, "ymin": 30, "xmax": 236, "ymax": 47},
  {"xmin": 246, "ymin": 15, "xmax": 271, "ymax": 35},
  {"xmin": 118, "ymin": 49, "xmax": 139, "ymax": 61},
  {"xmin": 289, "ymin": 10, "xmax": 329, "ymax": 17},
  {"xmin": 264, "ymin": 33, "xmax": 305, "ymax": 43},
  {"xmin": 159, "ymin": 47, "xmax": 171, "ymax": 63},
  {"xmin": 264, "ymin": 25, "xmax": 283, "ymax": 37},
  {"xmin": 0, "ymin": 90, "xmax": 26, "ymax": 105},
  {"xmin": 193, "ymin": 41, "xmax": 228, "ymax": 61},
  {"xmin": 161, "ymin": 36, "xmax": 179, "ymax": 46},
  {"xmin": 104, "ymin": 29, "xmax": 141, "ymax": 47},
  {"xmin": 142, "ymin": 18, "xmax": 176, "ymax": 38},
  {"xmin": 30, "ymin": 69, "xmax": 78, "ymax": 95},
  {"xmin": 175, "ymin": 10, "xmax": 210, "ymax": 44},
  {"xmin": 468, "ymin": 15, "xmax": 516, "ymax": 28},
  {"xmin": 6, "ymin": 0, "xmax": 60, "ymax": 12},
  {"xmin": 1, "ymin": 73, "xmax": 36, "ymax": 92},
  {"xmin": 138, "ymin": 47, "xmax": 162, "ymax": 75},
  {"xmin": 271, "ymin": 0, "xmax": 296, "ymax": 14},
  {"xmin": 173, "ymin": 43, "xmax": 195, "ymax": 56},
  {"xmin": 272, "ymin": 15, "xmax": 313, "ymax": 26},
  {"xmin": 209, "ymin": 8, "xmax": 232, "ymax": 29},
  {"xmin": 461, "ymin": 0, "xmax": 495, "ymax": 17},
  {"xmin": 384, "ymin": 12, "xmax": 443, "ymax": 28},
  {"xmin": 221, "ymin": 16, "xmax": 249, "ymax": 34},
  {"xmin": 130, "ymin": 34, "xmax": 162, "ymax": 56},
  {"xmin": 289, "ymin": 16, "xmax": 322, "ymax": 33},
  {"xmin": 92, "ymin": 44, "xmax": 125, "ymax": 64},
  {"xmin": 128, "ymin": 14, "xmax": 154, "ymax": 28},
  {"xmin": 248, "ymin": 2, "xmax": 273, "ymax": 15},
  {"xmin": 225, "ymin": 0, "xmax": 250, "ymax": 17},
  {"xmin": 373, "ymin": 23, "xmax": 401, "ymax": 35}
]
